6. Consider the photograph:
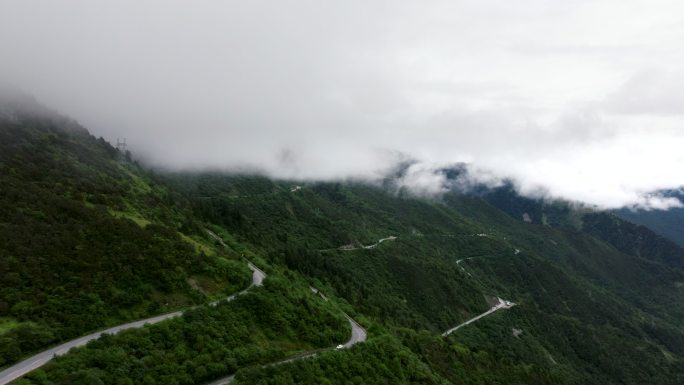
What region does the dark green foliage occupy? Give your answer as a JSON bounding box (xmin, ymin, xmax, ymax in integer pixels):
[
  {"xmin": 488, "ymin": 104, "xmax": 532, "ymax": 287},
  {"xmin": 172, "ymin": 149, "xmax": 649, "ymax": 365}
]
[
  {"xmin": 582, "ymin": 212, "xmax": 684, "ymax": 269},
  {"xmin": 0, "ymin": 113, "xmax": 250, "ymax": 367},
  {"xmin": 233, "ymin": 336, "xmax": 448, "ymax": 385},
  {"xmin": 475, "ymin": 182, "xmax": 577, "ymax": 228},
  {"xmin": 164, "ymin": 174, "xmax": 511, "ymax": 331},
  {"xmin": 167, "ymin": 174, "xmax": 684, "ymax": 384},
  {"xmin": 400, "ymin": 329, "xmax": 570, "ymax": 385},
  {"xmin": 20, "ymin": 275, "xmax": 348, "ymax": 385},
  {"xmin": 4, "ymin": 103, "xmax": 684, "ymax": 384},
  {"xmin": 616, "ymin": 190, "xmax": 684, "ymax": 247}
]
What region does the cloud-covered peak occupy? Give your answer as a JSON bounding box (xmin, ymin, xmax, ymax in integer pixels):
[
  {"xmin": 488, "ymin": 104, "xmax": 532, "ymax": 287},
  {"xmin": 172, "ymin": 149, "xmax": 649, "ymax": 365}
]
[{"xmin": 1, "ymin": 0, "xmax": 683, "ymax": 209}]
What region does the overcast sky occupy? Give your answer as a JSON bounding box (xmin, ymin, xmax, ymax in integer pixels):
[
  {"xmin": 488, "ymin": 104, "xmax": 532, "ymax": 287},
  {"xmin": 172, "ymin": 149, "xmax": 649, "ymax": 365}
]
[{"xmin": 1, "ymin": 0, "xmax": 684, "ymax": 209}]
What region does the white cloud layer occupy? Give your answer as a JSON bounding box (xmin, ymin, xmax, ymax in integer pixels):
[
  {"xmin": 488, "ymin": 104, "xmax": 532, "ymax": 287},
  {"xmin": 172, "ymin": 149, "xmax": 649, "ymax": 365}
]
[{"xmin": 1, "ymin": 0, "xmax": 684, "ymax": 209}]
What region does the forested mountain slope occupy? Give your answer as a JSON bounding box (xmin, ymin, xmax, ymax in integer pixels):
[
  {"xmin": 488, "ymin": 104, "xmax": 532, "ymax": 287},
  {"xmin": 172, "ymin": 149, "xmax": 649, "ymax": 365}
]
[
  {"xmin": 165, "ymin": 172, "xmax": 684, "ymax": 384},
  {"xmin": 616, "ymin": 190, "xmax": 684, "ymax": 247},
  {"xmin": 0, "ymin": 101, "xmax": 251, "ymax": 368},
  {"xmin": 3, "ymin": 100, "xmax": 684, "ymax": 384},
  {"xmin": 467, "ymin": 177, "xmax": 684, "ymax": 270}
]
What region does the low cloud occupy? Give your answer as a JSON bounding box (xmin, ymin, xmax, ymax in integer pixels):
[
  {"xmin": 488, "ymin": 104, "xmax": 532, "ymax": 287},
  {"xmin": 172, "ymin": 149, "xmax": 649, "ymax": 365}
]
[
  {"xmin": 1, "ymin": 0, "xmax": 684, "ymax": 209},
  {"xmin": 604, "ymin": 70, "xmax": 684, "ymax": 116},
  {"xmin": 394, "ymin": 163, "xmax": 451, "ymax": 197}
]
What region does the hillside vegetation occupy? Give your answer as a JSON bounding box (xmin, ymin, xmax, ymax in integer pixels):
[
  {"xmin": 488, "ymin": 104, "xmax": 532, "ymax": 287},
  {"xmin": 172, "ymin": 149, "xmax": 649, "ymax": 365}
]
[
  {"xmin": 616, "ymin": 190, "xmax": 684, "ymax": 247},
  {"xmin": 0, "ymin": 105, "xmax": 250, "ymax": 367},
  {"xmin": 3, "ymin": 101, "xmax": 684, "ymax": 384},
  {"xmin": 166, "ymin": 173, "xmax": 684, "ymax": 384},
  {"xmin": 17, "ymin": 274, "xmax": 349, "ymax": 385}
]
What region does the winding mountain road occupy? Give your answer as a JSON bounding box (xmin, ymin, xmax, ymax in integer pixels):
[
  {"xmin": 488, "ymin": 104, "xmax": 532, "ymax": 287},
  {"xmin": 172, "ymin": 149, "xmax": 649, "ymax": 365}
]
[
  {"xmin": 442, "ymin": 297, "xmax": 515, "ymax": 336},
  {"xmin": 362, "ymin": 236, "xmax": 397, "ymax": 249},
  {"xmin": 328, "ymin": 236, "xmax": 397, "ymax": 251},
  {"xmin": 2, "ymin": 224, "xmax": 367, "ymax": 385},
  {"xmin": 0, "ymin": 263, "xmax": 266, "ymax": 385},
  {"xmin": 205, "ymin": 314, "xmax": 367, "ymax": 385},
  {"xmin": 205, "ymin": 229, "xmax": 368, "ymax": 384},
  {"xmin": 456, "ymin": 257, "xmax": 476, "ymax": 277},
  {"xmin": 446, "ymin": 252, "xmax": 518, "ymax": 336},
  {"xmin": 343, "ymin": 316, "xmax": 367, "ymax": 348}
]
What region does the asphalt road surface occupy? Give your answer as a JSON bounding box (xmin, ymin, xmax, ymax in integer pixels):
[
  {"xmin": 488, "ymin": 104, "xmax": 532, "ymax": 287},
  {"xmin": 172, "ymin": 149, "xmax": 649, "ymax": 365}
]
[
  {"xmin": 442, "ymin": 297, "xmax": 515, "ymax": 337},
  {"xmin": 0, "ymin": 263, "xmax": 265, "ymax": 385},
  {"xmin": 343, "ymin": 315, "xmax": 368, "ymax": 348}
]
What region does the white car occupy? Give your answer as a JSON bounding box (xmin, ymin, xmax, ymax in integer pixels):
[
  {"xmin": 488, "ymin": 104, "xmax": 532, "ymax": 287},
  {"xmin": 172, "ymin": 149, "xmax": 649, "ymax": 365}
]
[{"xmin": 336, "ymin": 344, "xmax": 344, "ymax": 349}]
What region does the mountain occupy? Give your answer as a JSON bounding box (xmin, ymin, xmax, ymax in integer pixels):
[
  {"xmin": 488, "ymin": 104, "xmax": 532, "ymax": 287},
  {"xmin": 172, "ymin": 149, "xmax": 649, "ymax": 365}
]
[
  {"xmin": 0, "ymin": 97, "xmax": 252, "ymax": 368},
  {"xmin": 160, "ymin": 172, "xmax": 684, "ymax": 384},
  {"xmin": 615, "ymin": 190, "xmax": 684, "ymax": 247},
  {"xmin": 2, "ymin": 101, "xmax": 684, "ymax": 385},
  {"xmin": 0, "ymin": 99, "xmax": 347, "ymax": 383},
  {"xmin": 457, "ymin": 174, "xmax": 684, "ymax": 269}
]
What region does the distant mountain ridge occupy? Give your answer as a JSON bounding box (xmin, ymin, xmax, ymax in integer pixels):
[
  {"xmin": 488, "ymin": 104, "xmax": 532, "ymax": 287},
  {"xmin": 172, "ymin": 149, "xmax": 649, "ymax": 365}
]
[
  {"xmin": 3, "ymin": 98, "xmax": 684, "ymax": 384},
  {"xmin": 438, "ymin": 165, "xmax": 684, "ymax": 253},
  {"xmin": 616, "ymin": 190, "xmax": 684, "ymax": 246}
]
